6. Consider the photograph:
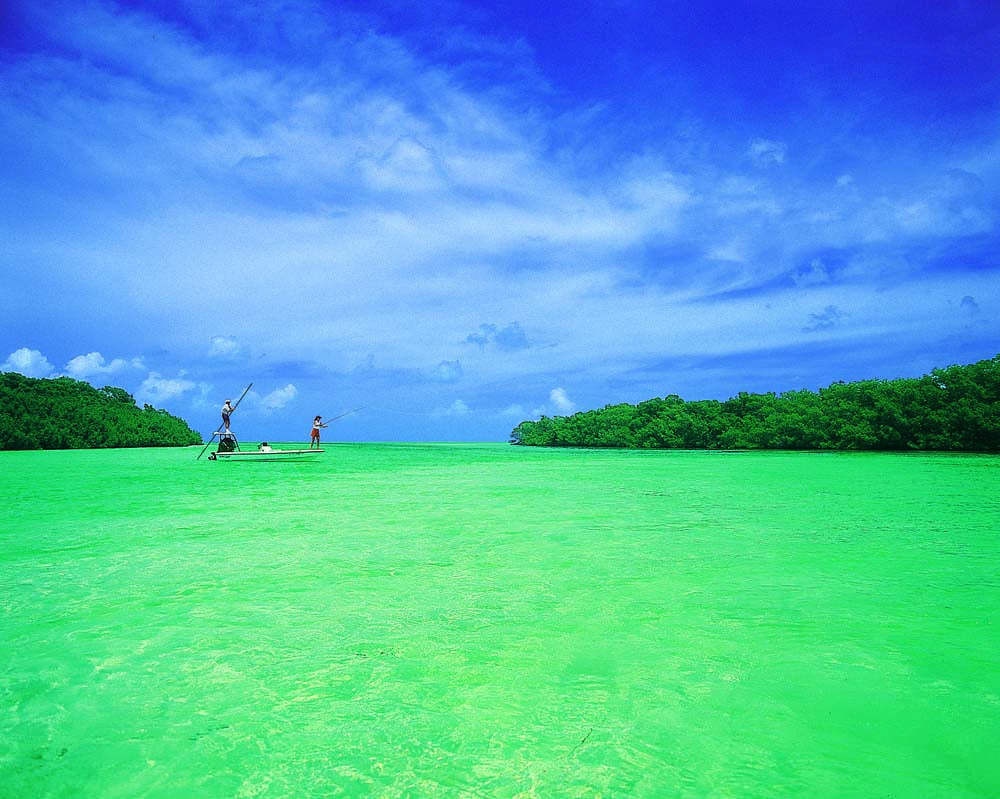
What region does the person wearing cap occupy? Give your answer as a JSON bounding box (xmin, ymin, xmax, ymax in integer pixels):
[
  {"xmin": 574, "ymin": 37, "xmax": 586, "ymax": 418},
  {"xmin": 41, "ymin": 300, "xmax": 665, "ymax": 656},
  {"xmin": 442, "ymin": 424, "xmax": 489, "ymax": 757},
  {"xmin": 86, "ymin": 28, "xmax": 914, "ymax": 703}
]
[
  {"xmin": 221, "ymin": 399, "xmax": 234, "ymax": 431},
  {"xmin": 310, "ymin": 415, "xmax": 328, "ymax": 448}
]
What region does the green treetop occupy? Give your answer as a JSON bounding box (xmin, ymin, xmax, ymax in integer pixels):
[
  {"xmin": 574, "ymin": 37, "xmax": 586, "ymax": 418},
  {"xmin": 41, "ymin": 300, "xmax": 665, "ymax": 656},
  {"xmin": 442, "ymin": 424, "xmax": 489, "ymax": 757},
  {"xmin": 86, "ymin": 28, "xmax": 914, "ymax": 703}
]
[
  {"xmin": 510, "ymin": 354, "xmax": 1000, "ymax": 452},
  {"xmin": 0, "ymin": 372, "xmax": 202, "ymax": 450}
]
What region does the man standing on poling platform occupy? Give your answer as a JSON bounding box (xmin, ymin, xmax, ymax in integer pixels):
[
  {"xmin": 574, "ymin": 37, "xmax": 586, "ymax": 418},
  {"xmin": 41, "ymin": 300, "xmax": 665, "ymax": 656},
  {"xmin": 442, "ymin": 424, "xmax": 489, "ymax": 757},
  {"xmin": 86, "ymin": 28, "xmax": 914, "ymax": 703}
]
[{"xmin": 221, "ymin": 399, "xmax": 234, "ymax": 432}]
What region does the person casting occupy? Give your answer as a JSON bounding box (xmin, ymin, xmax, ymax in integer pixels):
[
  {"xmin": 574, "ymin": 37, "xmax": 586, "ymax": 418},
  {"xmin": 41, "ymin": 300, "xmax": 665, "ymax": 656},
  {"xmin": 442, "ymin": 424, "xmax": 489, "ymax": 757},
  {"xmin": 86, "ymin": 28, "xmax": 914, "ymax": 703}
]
[{"xmin": 310, "ymin": 415, "xmax": 328, "ymax": 448}]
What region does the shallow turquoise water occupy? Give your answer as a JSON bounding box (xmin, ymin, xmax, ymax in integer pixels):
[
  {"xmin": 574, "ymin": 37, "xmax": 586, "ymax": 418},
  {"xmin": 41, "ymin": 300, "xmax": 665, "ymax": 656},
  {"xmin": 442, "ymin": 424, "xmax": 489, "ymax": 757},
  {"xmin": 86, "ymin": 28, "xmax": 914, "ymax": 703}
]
[{"xmin": 2, "ymin": 444, "xmax": 998, "ymax": 797}]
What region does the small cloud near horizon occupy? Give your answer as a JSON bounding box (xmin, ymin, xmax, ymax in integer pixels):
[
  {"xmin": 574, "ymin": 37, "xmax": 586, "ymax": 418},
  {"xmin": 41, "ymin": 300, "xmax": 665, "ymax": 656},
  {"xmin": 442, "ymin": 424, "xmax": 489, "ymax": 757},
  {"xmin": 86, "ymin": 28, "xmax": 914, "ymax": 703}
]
[
  {"xmin": 434, "ymin": 399, "xmax": 470, "ymax": 416},
  {"xmin": 65, "ymin": 352, "xmax": 144, "ymax": 379},
  {"xmin": 260, "ymin": 383, "xmax": 298, "ymax": 411},
  {"xmin": 2, "ymin": 348, "xmax": 54, "ymax": 378},
  {"xmin": 550, "ymin": 387, "xmax": 576, "ymax": 414},
  {"xmin": 137, "ymin": 372, "xmax": 198, "ymax": 405}
]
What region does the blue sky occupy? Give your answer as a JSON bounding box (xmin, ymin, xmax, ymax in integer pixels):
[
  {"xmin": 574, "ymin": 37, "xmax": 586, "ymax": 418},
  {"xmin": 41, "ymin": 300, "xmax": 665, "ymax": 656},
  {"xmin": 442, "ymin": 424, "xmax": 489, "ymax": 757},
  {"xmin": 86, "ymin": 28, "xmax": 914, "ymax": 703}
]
[{"xmin": 2, "ymin": 0, "xmax": 998, "ymax": 442}]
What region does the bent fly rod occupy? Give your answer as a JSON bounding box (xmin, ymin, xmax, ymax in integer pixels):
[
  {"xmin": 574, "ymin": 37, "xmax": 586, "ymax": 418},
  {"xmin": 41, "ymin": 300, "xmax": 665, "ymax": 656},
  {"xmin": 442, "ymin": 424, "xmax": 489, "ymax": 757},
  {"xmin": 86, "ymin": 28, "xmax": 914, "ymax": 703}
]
[
  {"xmin": 196, "ymin": 382, "xmax": 253, "ymax": 460},
  {"xmin": 319, "ymin": 407, "xmax": 363, "ymax": 424}
]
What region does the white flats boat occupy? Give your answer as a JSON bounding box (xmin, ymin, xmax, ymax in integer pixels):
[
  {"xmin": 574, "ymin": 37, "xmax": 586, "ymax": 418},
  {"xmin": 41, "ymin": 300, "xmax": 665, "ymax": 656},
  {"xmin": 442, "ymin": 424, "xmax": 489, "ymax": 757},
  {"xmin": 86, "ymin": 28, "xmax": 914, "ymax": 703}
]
[{"xmin": 207, "ymin": 432, "xmax": 323, "ymax": 461}]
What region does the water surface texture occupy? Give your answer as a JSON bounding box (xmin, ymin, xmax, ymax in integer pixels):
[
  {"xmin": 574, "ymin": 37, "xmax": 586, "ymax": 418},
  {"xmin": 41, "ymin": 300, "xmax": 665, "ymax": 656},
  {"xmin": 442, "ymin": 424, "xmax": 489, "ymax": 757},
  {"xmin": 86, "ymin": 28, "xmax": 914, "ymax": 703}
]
[{"xmin": 3, "ymin": 444, "xmax": 998, "ymax": 798}]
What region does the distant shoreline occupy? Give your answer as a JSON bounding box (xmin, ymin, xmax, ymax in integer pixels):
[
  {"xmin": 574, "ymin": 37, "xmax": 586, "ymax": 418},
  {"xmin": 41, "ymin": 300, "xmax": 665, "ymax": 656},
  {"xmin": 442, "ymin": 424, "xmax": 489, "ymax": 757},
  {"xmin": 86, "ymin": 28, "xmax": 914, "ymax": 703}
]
[
  {"xmin": 0, "ymin": 373, "xmax": 202, "ymax": 451},
  {"xmin": 510, "ymin": 354, "xmax": 1000, "ymax": 452}
]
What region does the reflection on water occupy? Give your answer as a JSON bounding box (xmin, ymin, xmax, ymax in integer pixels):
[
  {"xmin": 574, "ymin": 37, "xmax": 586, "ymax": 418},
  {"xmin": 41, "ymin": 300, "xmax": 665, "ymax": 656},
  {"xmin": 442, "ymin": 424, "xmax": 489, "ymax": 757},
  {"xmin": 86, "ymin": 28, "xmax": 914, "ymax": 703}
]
[{"xmin": 2, "ymin": 445, "xmax": 998, "ymax": 797}]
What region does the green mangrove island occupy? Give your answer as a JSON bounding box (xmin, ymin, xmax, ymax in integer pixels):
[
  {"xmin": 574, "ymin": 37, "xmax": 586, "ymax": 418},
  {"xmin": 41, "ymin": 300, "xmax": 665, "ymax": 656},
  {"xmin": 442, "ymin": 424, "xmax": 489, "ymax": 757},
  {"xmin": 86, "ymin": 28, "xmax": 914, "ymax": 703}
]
[
  {"xmin": 510, "ymin": 354, "xmax": 1000, "ymax": 452},
  {"xmin": 0, "ymin": 372, "xmax": 202, "ymax": 450}
]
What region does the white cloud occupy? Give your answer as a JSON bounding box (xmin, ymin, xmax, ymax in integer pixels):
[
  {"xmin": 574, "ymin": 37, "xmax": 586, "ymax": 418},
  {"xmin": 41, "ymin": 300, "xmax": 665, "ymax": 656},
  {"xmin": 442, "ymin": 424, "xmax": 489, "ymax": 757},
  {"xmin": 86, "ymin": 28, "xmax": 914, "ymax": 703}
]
[
  {"xmin": 359, "ymin": 136, "xmax": 445, "ymax": 192},
  {"xmin": 2, "ymin": 348, "xmax": 54, "ymax": 378},
  {"xmin": 208, "ymin": 336, "xmax": 242, "ymax": 359},
  {"xmin": 614, "ymin": 167, "xmax": 691, "ymax": 227},
  {"xmin": 261, "ymin": 383, "xmax": 298, "ymax": 410},
  {"xmin": 137, "ymin": 372, "xmax": 198, "ymax": 404},
  {"xmin": 550, "ymin": 387, "xmax": 575, "ymax": 414},
  {"xmin": 435, "ymin": 399, "xmax": 470, "ymax": 416},
  {"xmin": 64, "ymin": 351, "xmax": 142, "ymax": 378}
]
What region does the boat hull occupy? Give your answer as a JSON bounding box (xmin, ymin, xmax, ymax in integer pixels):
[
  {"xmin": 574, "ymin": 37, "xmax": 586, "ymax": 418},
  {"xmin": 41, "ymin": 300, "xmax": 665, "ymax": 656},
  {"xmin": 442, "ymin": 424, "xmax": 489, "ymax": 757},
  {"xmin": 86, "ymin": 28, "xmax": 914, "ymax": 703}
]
[{"xmin": 209, "ymin": 448, "xmax": 323, "ymax": 461}]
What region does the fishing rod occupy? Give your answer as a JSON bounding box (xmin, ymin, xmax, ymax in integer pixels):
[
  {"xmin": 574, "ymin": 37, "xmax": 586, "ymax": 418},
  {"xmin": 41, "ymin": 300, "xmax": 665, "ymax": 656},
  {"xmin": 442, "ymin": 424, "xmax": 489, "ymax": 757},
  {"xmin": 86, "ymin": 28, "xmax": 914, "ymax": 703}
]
[
  {"xmin": 318, "ymin": 407, "xmax": 364, "ymax": 424},
  {"xmin": 196, "ymin": 382, "xmax": 253, "ymax": 460}
]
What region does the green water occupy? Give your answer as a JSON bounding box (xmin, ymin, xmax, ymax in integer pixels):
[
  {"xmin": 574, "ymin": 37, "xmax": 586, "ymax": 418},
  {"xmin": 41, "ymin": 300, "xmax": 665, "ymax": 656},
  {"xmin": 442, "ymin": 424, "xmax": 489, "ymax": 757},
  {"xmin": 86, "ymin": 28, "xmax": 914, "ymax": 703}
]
[{"xmin": 2, "ymin": 444, "xmax": 998, "ymax": 798}]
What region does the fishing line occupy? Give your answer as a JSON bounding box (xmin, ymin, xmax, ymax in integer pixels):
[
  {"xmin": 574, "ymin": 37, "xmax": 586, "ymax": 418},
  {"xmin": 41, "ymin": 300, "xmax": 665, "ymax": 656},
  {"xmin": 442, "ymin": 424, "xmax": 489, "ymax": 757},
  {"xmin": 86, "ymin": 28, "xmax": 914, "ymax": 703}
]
[{"xmin": 365, "ymin": 406, "xmax": 455, "ymax": 417}]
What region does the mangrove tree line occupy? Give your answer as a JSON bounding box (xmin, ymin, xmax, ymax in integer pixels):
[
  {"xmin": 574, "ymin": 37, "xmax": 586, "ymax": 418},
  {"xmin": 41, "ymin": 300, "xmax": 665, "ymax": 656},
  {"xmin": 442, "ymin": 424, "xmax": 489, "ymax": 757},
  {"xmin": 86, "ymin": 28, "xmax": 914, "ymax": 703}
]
[
  {"xmin": 510, "ymin": 354, "xmax": 1000, "ymax": 451},
  {"xmin": 0, "ymin": 372, "xmax": 202, "ymax": 450}
]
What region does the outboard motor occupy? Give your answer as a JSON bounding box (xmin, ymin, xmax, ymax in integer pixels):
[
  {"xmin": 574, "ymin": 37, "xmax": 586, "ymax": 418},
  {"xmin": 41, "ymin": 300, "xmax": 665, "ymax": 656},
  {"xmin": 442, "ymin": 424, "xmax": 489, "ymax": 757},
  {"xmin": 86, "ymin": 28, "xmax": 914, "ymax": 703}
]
[{"xmin": 218, "ymin": 434, "xmax": 237, "ymax": 453}]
